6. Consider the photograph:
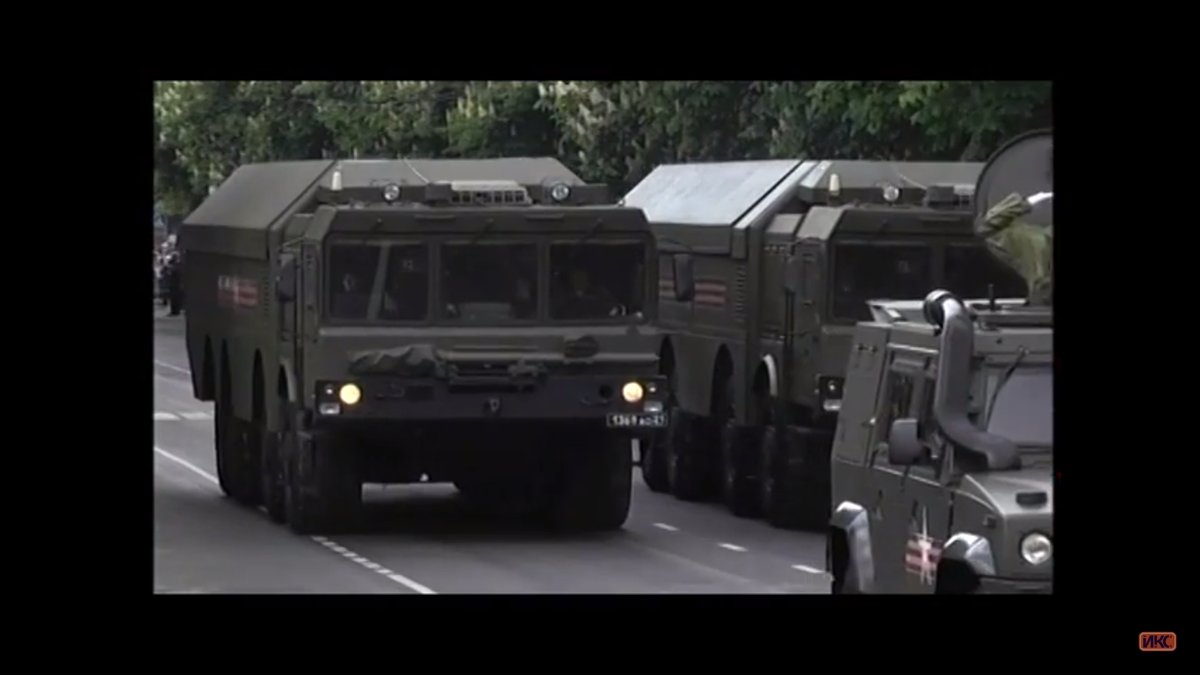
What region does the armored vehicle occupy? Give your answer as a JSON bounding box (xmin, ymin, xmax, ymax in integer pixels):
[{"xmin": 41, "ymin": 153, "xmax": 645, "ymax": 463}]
[
  {"xmin": 622, "ymin": 160, "xmax": 1026, "ymax": 528},
  {"xmin": 178, "ymin": 158, "xmax": 667, "ymax": 535},
  {"xmin": 826, "ymin": 130, "xmax": 1053, "ymax": 593}
]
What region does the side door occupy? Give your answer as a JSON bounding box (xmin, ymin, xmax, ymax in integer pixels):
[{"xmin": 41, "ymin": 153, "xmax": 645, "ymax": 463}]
[
  {"xmin": 897, "ymin": 368, "xmax": 952, "ymax": 594},
  {"xmin": 866, "ymin": 349, "xmax": 926, "ymax": 593}
]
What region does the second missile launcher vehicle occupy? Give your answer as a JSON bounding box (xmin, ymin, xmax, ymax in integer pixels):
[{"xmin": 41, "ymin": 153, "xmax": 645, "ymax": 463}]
[{"xmin": 623, "ymin": 159, "xmax": 1026, "ymax": 528}]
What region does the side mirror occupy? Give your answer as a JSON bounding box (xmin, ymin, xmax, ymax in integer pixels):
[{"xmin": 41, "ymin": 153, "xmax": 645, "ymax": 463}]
[
  {"xmin": 887, "ymin": 418, "xmax": 924, "ymax": 466},
  {"xmin": 673, "ymin": 253, "xmax": 695, "ymax": 303},
  {"xmin": 276, "ymin": 257, "xmax": 297, "ymax": 303}
]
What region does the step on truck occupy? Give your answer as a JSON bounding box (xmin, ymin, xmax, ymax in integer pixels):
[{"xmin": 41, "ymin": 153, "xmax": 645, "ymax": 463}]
[
  {"xmin": 177, "ymin": 158, "xmax": 667, "ymax": 535},
  {"xmin": 622, "ymin": 159, "xmax": 1027, "ymax": 529},
  {"xmin": 827, "ymin": 129, "xmax": 1053, "ymax": 593}
]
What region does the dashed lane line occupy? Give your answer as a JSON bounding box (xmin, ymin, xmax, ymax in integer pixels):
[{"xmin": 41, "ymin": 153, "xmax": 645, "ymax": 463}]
[
  {"xmin": 152, "ymin": 445, "xmax": 437, "ymax": 595},
  {"xmin": 154, "ymin": 446, "xmax": 220, "ymax": 484},
  {"xmin": 792, "ymin": 564, "xmax": 830, "ymax": 577},
  {"xmin": 155, "ymin": 360, "xmax": 192, "ymax": 375},
  {"xmin": 652, "ymin": 523, "xmax": 679, "ymax": 532},
  {"xmin": 718, "ymin": 543, "xmax": 748, "ymax": 552},
  {"xmin": 155, "ymin": 411, "xmax": 213, "ymax": 421}
]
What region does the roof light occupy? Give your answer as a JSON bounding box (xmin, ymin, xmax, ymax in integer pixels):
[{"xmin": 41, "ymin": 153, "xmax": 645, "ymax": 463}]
[
  {"xmin": 829, "ymin": 173, "xmax": 841, "ymax": 197},
  {"xmin": 331, "ymin": 165, "xmax": 343, "ymax": 192}
]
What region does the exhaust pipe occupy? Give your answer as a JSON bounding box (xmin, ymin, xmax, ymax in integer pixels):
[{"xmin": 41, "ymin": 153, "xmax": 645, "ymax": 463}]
[{"xmin": 923, "ymin": 290, "xmax": 1019, "ymax": 471}]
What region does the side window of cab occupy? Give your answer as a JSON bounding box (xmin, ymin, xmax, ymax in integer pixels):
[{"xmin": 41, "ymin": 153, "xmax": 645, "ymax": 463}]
[{"xmin": 871, "ymin": 368, "xmax": 917, "ymax": 461}]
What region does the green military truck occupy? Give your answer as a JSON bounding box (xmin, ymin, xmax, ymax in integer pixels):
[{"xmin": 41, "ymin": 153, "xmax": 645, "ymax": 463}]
[
  {"xmin": 622, "ymin": 159, "xmax": 1026, "ymax": 528},
  {"xmin": 826, "ymin": 130, "xmax": 1053, "ymax": 593},
  {"xmin": 178, "ymin": 158, "xmax": 668, "ymax": 535}
]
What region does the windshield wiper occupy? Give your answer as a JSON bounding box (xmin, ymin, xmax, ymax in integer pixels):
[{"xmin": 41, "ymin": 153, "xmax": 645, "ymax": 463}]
[{"xmin": 985, "ymin": 346, "xmax": 1029, "ymax": 424}]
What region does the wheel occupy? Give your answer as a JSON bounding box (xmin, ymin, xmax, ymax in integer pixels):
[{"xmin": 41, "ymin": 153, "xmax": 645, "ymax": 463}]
[
  {"xmin": 782, "ymin": 426, "xmax": 832, "ymax": 529},
  {"xmin": 547, "ymin": 431, "xmax": 632, "ymax": 532},
  {"xmin": 260, "ymin": 401, "xmax": 292, "ymax": 523},
  {"xmin": 720, "ymin": 419, "xmax": 762, "ymax": 518},
  {"xmin": 640, "ymin": 432, "xmax": 670, "ymax": 493},
  {"xmin": 666, "ymin": 408, "xmax": 709, "ymax": 501},
  {"xmin": 285, "ymin": 429, "xmax": 362, "ymax": 535},
  {"xmin": 760, "ymin": 425, "xmax": 832, "ymax": 530},
  {"xmin": 760, "ymin": 424, "xmax": 800, "ymax": 528},
  {"xmin": 229, "ymin": 416, "xmax": 263, "ymax": 507},
  {"xmin": 213, "ymin": 399, "xmax": 236, "ymax": 499},
  {"xmin": 214, "ymin": 398, "xmax": 261, "ymax": 506}
]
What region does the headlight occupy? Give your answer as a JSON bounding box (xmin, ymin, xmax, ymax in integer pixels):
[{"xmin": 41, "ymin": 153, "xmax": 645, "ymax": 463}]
[
  {"xmin": 1020, "ymin": 532, "xmax": 1052, "ymax": 565},
  {"xmin": 549, "ymin": 182, "xmax": 571, "ymax": 202},
  {"xmin": 621, "ymin": 381, "xmax": 644, "ymax": 403},
  {"xmin": 882, "ymin": 183, "xmax": 900, "ymax": 202},
  {"xmin": 338, "ymin": 383, "xmax": 362, "ymax": 405},
  {"xmin": 383, "ymin": 183, "xmax": 401, "ymax": 202}
]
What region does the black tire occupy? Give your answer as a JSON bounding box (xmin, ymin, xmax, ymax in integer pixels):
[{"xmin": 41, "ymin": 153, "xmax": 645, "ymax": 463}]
[
  {"xmin": 229, "ymin": 416, "xmax": 263, "ymax": 507},
  {"xmin": 261, "ymin": 433, "xmax": 287, "ymax": 524},
  {"xmin": 720, "ymin": 419, "xmax": 762, "ymax": 518},
  {"xmin": 285, "ymin": 429, "xmax": 362, "ymax": 535},
  {"xmin": 260, "ymin": 401, "xmax": 291, "ymax": 523},
  {"xmin": 760, "ymin": 424, "xmax": 801, "ymax": 528},
  {"xmin": 667, "ymin": 408, "xmax": 709, "ymax": 501},
  {"xmin": 640, "ymin": 432, "xmax": 670, "ymax": 493},
  {"xmin": 548, "ymin": 431, "xmax": 632, "ymax": 532},
  {"xmin": 214, "ymin": 399, "xmax": 235, "ymax": 499},
  {"xmin": 761, "ymin": 425, "xmax": 831, "ymax": 530}
]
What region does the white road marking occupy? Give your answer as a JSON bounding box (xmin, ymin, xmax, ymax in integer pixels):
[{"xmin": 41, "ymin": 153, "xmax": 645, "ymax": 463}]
[
  {"xmin": 155, "ymin": 360, "xmax": 192, "ymax": 375},
  {"xmin": 155, "ymin": 446, "xmax": 437, "ymax": 595},
  {"xmin": 154, "ymin": 446, "xmax": 219, "ymax": 484},
  {"xmin": 180, "ymin": 411, "xmax": 213, "ymax": 421},
  {"xmin": 792, "ymin": 564, "xmax": 828, "ymax": 576},
  {"xmin": 312, "ymin": 537, "xmax": 436, "ymax": 595},
  {"xmin": 652, "ymin": 522, "xmax": 679, "ymax": 532},
  {"xmin": 719, "ymin": 543, "xmax": 748, "ymax": 552},
  {"xmin": 155, "ymin": 412, "xmax": 181, "ymax": 421}
]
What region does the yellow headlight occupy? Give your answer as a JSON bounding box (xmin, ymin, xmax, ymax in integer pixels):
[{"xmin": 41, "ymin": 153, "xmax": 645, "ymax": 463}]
[
  {"xmin": 621, "ymin": 381, "xmax": 644, "ymax": 403},
  {"xmin": 338, "ymin": 383, "xmax": 362, "ymax": 405}
]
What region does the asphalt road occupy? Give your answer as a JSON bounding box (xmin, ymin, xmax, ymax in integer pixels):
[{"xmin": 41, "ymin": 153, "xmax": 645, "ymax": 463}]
[{"xmin": 153, "ymin": 307, "xmax": 832, "ymax": 594}]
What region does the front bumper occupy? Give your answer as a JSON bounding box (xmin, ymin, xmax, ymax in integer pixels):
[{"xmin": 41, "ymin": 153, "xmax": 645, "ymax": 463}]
[
  {"xmin": 312, "ymin": 374, "xmax": 669, "ymax": 429},
  {"xmin": 974, "ymin": 576, "xmax": 1052, "ymax": 594}
]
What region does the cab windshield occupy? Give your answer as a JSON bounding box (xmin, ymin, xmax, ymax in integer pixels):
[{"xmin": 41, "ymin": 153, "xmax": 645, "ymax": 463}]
[
  {"xmin": 441, "ymin": 243, "xmax": 538, "ymax": 321},
  {"xmin": 327, "ymin": 242, "xmax": 430, "ymax": 321},
  {"xmin": 985, "ymin": 366, "xmax": 1052, "ymax": 447},
  {"xmin": 832, "ymin": 243, "xmax": 933, "ymax": 320},
  {"xmin": 550, "ymin": 242, "xmax": 645, "ymax": 320}
]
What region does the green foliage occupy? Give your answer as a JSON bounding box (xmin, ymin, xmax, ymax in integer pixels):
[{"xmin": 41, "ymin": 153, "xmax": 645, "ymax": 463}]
[{"xmin": 153, "ymin": 80, "xmax": 1051, "ymax": 215}]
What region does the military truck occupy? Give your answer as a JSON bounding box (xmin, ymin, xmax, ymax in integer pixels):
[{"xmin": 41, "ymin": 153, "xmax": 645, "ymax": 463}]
[
  {"xmin": 177, "ymin": 158, "xmax": 667, "ymax": 535},
  {"xmin": 826, "ymin": 130, "xmax": 1053, "ymax": 593},
  {"xmin": 622, "ymin": 160, "xmax": 1027, "ymax": 528}
]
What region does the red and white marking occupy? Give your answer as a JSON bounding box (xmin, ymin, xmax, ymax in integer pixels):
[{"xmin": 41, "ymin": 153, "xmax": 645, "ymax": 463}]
[{"xmin": 217, "ymin": 275, "xmax": 260, "ymax": 310}]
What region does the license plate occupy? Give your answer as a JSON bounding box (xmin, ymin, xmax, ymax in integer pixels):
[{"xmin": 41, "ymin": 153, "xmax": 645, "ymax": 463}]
[{"xmin": 605, "ymin": 412, "xmax": 668, "ymax": 428}]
